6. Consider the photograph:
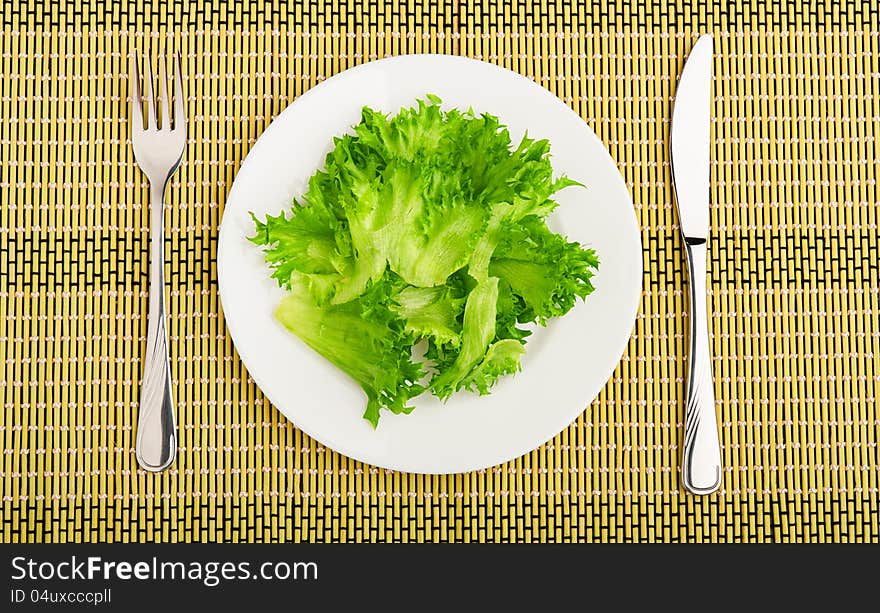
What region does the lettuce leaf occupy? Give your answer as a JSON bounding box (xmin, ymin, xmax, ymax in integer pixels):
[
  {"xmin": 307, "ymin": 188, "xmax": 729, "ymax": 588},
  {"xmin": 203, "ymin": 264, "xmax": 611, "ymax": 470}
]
[
  {"xmin": 429, "ymin": 276, "xmax": 500, "ymax": 399},
  {"xmin": 275, "ymin": 277, "xmax": 424, "ymax": 427},
  {"xmin": 251, "ymin": 96, "xmax": 599, "ymax": 425},
  {"xmin": 490, "ymin": 216, "xmax": 599, "ymax": 324},
  {"xmin": 460, "ymin": 339, "xmax": 526, "ymax": 395},
  {"xmin": 389, "ymin": 285, "xmax": 465, "ymax": 346}
]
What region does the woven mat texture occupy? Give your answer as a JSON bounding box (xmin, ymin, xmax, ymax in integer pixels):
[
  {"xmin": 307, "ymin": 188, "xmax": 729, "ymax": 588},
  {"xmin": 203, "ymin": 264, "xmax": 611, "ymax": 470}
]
[{"xmin": 1, "ymin": 1, "xmax": 878, "ymax": 542}]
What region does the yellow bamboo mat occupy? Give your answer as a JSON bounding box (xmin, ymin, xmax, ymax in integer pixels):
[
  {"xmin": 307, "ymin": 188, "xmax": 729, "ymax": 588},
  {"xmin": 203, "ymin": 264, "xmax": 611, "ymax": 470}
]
[{"xmin": 1, "ymin": 2, "xmax": 878, "ymax": 542}]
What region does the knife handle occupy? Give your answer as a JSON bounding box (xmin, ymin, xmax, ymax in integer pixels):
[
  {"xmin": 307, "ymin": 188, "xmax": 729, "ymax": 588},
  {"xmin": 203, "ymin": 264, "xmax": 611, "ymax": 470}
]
[{"xmin": 681, "ymin": 240, "xmax": 722, "ymax": 494}]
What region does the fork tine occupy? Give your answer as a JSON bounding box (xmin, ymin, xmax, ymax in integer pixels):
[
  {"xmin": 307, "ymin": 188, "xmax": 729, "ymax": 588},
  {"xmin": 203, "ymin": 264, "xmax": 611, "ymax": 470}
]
[
  {"xmin": 129, "ymin": 54, "xmax": 143, "ymax": 132},
  {"xmin": 142, "ymin": 53, "xmax": 157, "ymax": 129},
  {"xmin": 173, "ymin": 52, "xmax": 186, "ymax": 132},
  {"xmin": 159, "ymin": 55, "xmax": 171, "ymax": 130}
]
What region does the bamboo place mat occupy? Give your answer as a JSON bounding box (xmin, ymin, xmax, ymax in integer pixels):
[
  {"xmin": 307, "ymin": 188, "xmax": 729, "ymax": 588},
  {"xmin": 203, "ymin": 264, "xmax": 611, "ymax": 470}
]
[{"xmin": 1, "ymin": 1, "xmax": 878, "ymax": 543}]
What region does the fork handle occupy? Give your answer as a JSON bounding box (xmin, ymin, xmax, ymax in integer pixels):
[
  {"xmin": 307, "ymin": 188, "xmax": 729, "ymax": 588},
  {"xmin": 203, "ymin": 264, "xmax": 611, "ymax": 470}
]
[
  {"xmin": 681, "ymin": 241, "xmax": 721, "ymax": 494},
  {"xmin": 137, "ymin": 181, "xmax": 177, "ymax": 472}
]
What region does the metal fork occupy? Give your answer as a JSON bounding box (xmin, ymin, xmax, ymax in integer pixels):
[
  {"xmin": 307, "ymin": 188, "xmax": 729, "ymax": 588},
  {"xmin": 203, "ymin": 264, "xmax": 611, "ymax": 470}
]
[{"xmin": 129, "ymin": 52, "xmax": 186, "ymax": 472}]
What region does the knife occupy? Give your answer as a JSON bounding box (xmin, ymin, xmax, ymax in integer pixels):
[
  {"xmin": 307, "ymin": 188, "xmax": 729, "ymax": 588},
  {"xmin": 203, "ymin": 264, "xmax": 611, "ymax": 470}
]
[{"xmin": 670, "ymin": 34, "xmax": 721, "ymax": 494}]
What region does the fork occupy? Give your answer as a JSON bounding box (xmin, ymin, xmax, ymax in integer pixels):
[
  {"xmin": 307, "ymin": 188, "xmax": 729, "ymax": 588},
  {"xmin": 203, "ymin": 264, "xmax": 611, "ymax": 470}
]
[{"xmin": 129, "ymin": 52, "xmax": 186, "ymax": 472}]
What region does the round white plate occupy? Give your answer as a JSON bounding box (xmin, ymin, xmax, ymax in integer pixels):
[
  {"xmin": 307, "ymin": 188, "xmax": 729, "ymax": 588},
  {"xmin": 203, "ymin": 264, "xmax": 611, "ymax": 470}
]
[{"xmin": 218, "ymin": 54, "xmax": 642, "ymax": 474}]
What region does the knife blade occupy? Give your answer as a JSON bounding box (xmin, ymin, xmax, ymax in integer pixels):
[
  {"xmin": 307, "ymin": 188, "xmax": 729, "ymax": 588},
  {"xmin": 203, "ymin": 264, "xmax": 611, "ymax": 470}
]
[
  {"xmin": 670, "ymin": 34, "xmax": 722, "ymax": 495},
  {"xmin": 671, "ymin": 34, "xmax": 712, "ymax": 243}
]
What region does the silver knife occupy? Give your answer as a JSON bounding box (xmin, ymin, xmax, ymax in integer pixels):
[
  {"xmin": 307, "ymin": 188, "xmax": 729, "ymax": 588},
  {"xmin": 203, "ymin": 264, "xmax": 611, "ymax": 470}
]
[{"xmin": 671, "ymin": 34, "xmax": 721, "ymax": 494}]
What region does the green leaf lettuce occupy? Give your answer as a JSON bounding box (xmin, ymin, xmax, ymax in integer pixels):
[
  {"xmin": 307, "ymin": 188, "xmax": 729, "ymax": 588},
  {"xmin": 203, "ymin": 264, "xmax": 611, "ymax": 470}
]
[{"xmin": 251, "ymin": 96, "xmax": 599, "ymax": 426}]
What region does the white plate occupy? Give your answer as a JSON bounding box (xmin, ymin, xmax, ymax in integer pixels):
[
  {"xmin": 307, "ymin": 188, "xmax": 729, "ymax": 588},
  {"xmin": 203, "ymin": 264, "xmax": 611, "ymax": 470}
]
[{"xmin": 218, "ymin": 55, "xmax": 642, "ymax": 474}]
